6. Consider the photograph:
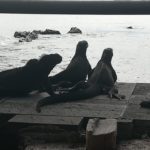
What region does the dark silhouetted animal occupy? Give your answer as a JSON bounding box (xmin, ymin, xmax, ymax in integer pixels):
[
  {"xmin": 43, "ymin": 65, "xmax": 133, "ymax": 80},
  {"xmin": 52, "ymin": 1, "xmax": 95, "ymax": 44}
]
[
  {"xmin": 0, "ymin": 54, "xmax": 62, "ymax": 97},
  {"xmin": 49, "ymin": 40, "xmax": 92, "ymax": 88},
  {"xmin": 36, "ymin": 48, "xmax": 121, "ymax": 112}
]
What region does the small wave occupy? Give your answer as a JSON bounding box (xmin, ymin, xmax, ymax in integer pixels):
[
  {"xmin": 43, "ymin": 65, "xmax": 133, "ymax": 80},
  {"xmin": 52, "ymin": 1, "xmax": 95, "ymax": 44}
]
[{"xmin": 0, "ymin": 36, "xmax": 15, "ymax": 46}]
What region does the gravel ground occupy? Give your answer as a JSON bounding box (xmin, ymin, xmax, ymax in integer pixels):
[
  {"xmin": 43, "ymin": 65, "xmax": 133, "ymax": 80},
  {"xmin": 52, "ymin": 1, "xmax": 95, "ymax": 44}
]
[{"xmin": 24, "ymin": 138, "xmax": 150, "ymax": 150}]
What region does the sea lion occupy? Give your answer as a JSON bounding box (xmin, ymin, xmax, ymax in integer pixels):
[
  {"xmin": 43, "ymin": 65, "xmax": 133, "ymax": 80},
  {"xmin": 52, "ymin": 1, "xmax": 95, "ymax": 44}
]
[
  {"xmin": 36, "ymin": 48, "xmax": 122, "ymax": 112},
  {"xmin": 0, "ymin": 53, "xmax": 62, "ymax": 97},
  {"xmin": 49, "ymin": 40, "xmax": 92, "ymax": 88}
]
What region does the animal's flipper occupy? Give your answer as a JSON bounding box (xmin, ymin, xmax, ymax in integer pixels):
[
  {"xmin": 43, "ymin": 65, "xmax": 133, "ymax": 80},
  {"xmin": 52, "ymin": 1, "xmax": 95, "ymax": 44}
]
[
  {"xmin": 140, "ymin": 101, "xmax": 150, "ymax": 108},
  {"xmin": 108, "ymin": 84, "xmax": 125, "ymax": 100}
]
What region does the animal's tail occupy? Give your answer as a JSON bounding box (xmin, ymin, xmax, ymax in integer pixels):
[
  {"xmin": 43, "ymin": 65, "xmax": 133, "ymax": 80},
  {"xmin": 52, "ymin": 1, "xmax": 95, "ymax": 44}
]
[{"xmin": 36, "ymin": 88, "xmax": 98, "ymax": 113}]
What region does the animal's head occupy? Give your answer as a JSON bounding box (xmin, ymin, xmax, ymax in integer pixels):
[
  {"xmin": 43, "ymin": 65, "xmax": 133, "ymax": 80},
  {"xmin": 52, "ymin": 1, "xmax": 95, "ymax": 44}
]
[
  {"xmin": 25, "ymin": 59, "xmax": 39, "ymax": 72},
  {"xmin": 26, "ymin": 59, "xmax": 38, "ymax": 67},
  {"xmin": 39, "ymin": 53, "xmax": 62, "ymax": 74},
  {"xmin": 101, "ymin": 48, "xmax": 113, "ymax": 63},
  {"xmin": 75, "ymin": 40, "xmax": 88, "ymax": 56}
]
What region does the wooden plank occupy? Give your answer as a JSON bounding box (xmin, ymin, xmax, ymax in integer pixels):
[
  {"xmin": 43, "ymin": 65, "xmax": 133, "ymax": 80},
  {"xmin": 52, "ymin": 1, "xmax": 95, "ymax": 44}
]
[
  {"xmin": 0, "ymin": 101, "xmax": 126, "ymax": 118},
  {"xmin": 117, "ymin": 83, "xmax": 136, "ymax": 100},
  {"xmin": 0, "ymin": 82, "xmax": 133, "ymax": 106},
  {"xmin": 133, "ymin": 83, "xmax": 150, "ymax": 95},
  {"xmin": 128, "ymin": 95, "xmax": 148, "ymax": 105},
  {"xmin": 86, "ymin": 118, "xmax": 117, "ymax": 150},
  {"xmin": 123, "ymin": 105, "xmax": 150, "ymax": 120},
  {"xmin": 117, "ymin": 119, "xmax": 133, "ymax": 140},
  {"xmin": 0, "ymin": 92, "xmax": 49, "ymax": 114},
  {"xmin": 122, "ymin": 95, "xmax": 150, "ymax": 120},
  {"xmin": 123, "ymin": 104, "xmax": 150, "ymax": 121},
  {"xmin": 122, "ymin": 95, "xmax": 150, "ymax": 137},
  {"xmin": 76, "ymin": 83, "xmax": 136, "ymax": 105},
  {"xmin": 9, "ymin": 115, "xmax": 83, "ymax": 126},
  {"xmin": 0, "ymin": 83, "xmax": 133, "ymax": 118}
]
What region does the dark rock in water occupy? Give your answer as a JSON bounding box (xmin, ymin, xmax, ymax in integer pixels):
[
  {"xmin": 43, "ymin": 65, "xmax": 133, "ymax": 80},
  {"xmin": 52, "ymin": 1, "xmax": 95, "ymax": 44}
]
[
  {"xmin": 19, "ymin": 37, "xmax": 32, "ymax": 42},
  {"xmin": 19, "ymin": 38, "xmax": 25, "ymax": 42},
  {"xmin": 15, "ymin": 29, "xmax": 60, "ymax": 42},
  {"xmin": 16, "ymin": 31, "xmax": 38, "ymax": 42},
  {"xmin": 32, "ymin": 30, "xmax": 43, "ymax": 34},
  {"xmin": 127, "ymin": 26, "xmax": 133, "ymax": 29},
  {"xmin": 41, "ymin": 29, "xmax": 61, "ymax": 35},
  {"xmin": 27, "ymin": 32, "xmax": 38, "ymax": 40},
  {"xmin": 14, "ymin": 31, "xmax": 30, "ymax": 38},
  {"xmin": 25, "ymin": 36, "xmax": 32, "ymax": 42},
  {"xmin": 68, "ymin": 27, "xmax": 82, "ymax": 34}
]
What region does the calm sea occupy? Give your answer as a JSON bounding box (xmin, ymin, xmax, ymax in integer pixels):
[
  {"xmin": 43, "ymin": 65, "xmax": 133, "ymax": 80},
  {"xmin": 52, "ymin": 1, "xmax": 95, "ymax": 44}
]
[{"xmin": 0, "ymin": 14, "xmax": 150, "ymax": 83}]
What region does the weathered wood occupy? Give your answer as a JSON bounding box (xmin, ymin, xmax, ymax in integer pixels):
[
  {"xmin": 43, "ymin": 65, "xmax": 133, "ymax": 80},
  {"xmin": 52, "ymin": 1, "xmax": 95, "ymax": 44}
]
[
  {"xmin": 128, "ymin": 95, "xmax": 146, "ymax": 105},
  {"xmin": 117, "ymin": 119, "xmax": 133, "ymax": 140},
  {"xmin": 75, "ymin": 82, "xmax": 136, "ymax": 105},
  {"xmin": 133, "ymin": 83, "xmax": 150, "ymax": 95},
  {"xmin": 86, "ymin": 118, "xmax": 117, "ymax": 150},
  {"xmin": 133, "ymin": 119, "xmax": 150, "ymax": 138},
  {"xmin": 123, "ymin": 95, "xmax": 150, "ymax": 120},
  {"xmin": 117, "ymin": 83, "xmax": 136, "ymax": 100},
  {"xmin": 9, "ymin": 115, "xmax": 83, "ymax": 126},
  {"xmin": 123, "ymin": 104, "xmax": 150, "ymax": 120},
  {"xmin": 0, "ymin": 83, "xmax": 130, "ymax": 118},
  {"xmin": 0, "ymin": 101, "xmax": 126, "ymax": 118}
]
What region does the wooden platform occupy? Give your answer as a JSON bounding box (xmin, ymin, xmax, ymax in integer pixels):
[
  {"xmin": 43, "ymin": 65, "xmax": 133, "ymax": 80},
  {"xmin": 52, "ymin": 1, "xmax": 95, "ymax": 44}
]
[{"xmin": 1, "ymin": 82, "xmax": 150, "ymax": 138}]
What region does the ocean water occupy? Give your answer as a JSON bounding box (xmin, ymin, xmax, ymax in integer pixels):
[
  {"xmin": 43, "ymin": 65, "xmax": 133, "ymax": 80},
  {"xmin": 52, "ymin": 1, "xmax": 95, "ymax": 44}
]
[{"xmin": 0, "ymin": 14, "xmax": 150, "ymax": 83}]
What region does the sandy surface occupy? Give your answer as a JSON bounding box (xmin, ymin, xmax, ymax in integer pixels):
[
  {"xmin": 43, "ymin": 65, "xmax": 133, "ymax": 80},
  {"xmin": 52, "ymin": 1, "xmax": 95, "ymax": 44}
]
[
  {"xmin": 24, "ymin": 139, "xmax": 150, "ymax": 150},
  {"xmin": 118, "ymin": 139, "xmax": 150, "ymax": 150}
]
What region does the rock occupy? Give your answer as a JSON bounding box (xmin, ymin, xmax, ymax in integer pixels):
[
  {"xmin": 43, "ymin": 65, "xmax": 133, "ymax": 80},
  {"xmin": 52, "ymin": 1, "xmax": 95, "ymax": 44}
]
[
  {"xmin": 15, "ymin": 28, "xmax": 60, "ymax": 42},
  {"xmin": 16, "ymin": 31, "xmax": 38, "ymax": 42},
  {"xmin": 41, "ymin": 29, "xmax": 61, "ymax": 35},
  {"xmin": 68, "ymin": 27, "xmax": 82, "ymax": 34},
  {"xmin": 25, "ymin": 36, "xmax": 32, "ymax": 42},
  {"xmin": 19, "ymin": 38, "xmax": 25, "ymax": 42},
  {"xmin": 19, "ymin": 37, "xmax": 32, "ymax": 42},
  {"xmin": 32, "ymin": 30, "xmax": 43, "ymax": 34},
  {"xmin": 127, "ymin": 26, "xmax": 133, "ymax": 29},
  {"xmin": 27, "ymin": 32, "xmax": 38, "ymax": 40},
  {"xmin": 14, "ymin": 31, "xmax": 30, "ymax": 38}
]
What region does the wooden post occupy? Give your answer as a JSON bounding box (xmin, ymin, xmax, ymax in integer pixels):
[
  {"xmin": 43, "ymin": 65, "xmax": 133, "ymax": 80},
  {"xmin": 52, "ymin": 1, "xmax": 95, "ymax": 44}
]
[{"xmin": 86, "ymin": 118, "xmax": 117, "ymax": 150}]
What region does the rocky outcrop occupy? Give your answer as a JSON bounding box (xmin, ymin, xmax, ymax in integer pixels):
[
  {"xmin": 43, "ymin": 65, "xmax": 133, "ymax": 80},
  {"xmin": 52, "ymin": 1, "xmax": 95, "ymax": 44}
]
[
  {"xmin": 14, "ymin": 29, "xmax": 61, "ymax": 42},
  {"xmin": 27, "ymin": 32, "xmax": 38, "ymax": 40},
  {"xmin": 14, "ymin": 31, "xmax": 38, "ymax": 42},
  {"xmin": 14, "ymin": 31, "xmax": 30, "ymax": 38},
  {"xmin": 41, "ymin": 29, "xmax": 61, "ymax": 35},
  {"xmin": 32, "ymin": 30, "xmax": 43, "ymax": 34},
  {"xmin": 33, "ymin": 29, "xmax": 61, "ymax": 35},
  {"xmin": 127, "ymin": 26, "xmax": 133, "ymax": 29},
  {"xmin": 68, "ymin": 27, "xmax": 82, "ymax": 34}
]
